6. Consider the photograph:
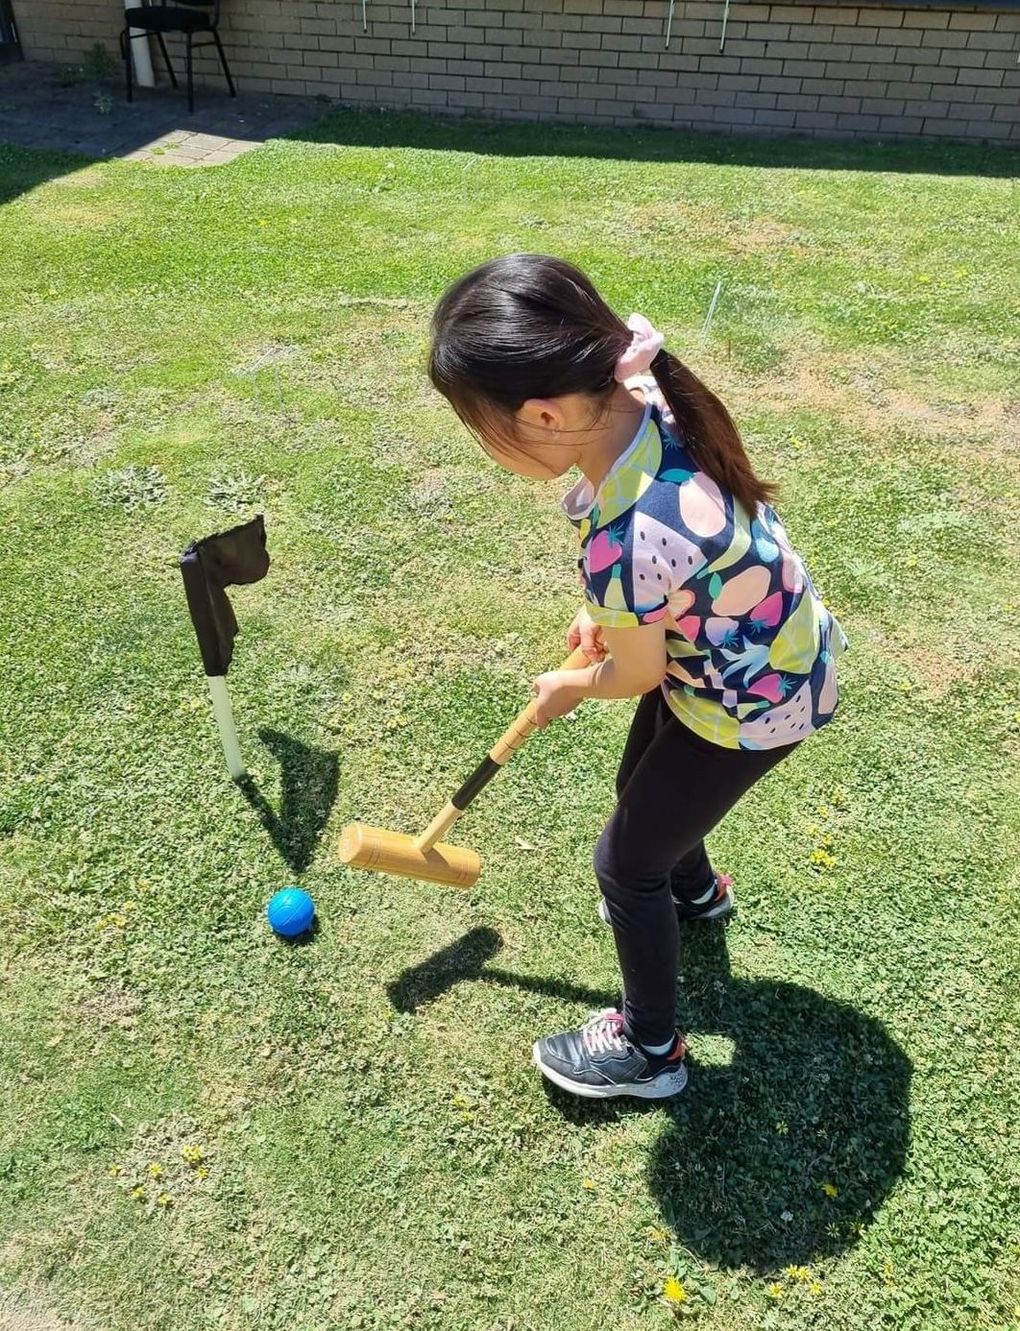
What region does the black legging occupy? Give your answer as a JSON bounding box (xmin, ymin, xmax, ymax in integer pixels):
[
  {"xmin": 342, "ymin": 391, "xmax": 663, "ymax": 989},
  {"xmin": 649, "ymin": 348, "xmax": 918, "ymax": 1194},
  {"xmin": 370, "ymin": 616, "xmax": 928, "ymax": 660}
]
[{"xmin": 595, "ymin": 687, "xmax": 798, "ymax": 1047}]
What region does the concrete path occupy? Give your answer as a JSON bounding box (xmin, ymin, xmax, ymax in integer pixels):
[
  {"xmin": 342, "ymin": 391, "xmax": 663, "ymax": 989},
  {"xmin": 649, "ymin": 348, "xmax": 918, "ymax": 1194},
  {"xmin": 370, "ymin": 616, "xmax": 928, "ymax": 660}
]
[{"xmin": 0, "ymin": 61, "xmax": 326, "ymax": 166}]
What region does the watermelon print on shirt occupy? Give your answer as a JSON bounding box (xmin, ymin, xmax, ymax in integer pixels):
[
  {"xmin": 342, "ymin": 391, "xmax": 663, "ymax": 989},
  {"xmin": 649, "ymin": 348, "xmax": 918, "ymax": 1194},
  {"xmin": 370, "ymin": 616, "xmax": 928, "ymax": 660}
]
[{"xmin": 561, "ymin": 383, "xmax": 846, "ymax": 750}]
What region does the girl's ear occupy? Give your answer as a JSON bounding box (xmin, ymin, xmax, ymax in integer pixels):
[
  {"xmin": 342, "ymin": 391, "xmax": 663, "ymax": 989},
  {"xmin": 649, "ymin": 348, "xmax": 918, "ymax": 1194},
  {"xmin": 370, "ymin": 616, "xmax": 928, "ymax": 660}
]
[{"xmin": 517, "ymin": 397, "xmax": 567, "ymax": 434}]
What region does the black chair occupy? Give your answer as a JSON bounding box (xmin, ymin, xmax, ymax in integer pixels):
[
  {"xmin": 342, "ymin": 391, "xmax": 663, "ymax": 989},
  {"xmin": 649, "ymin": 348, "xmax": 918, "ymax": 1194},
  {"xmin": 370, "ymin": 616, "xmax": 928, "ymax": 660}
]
[{"xmin": 120, "ymin": 1, "xmax": 235, "ymax": 113}]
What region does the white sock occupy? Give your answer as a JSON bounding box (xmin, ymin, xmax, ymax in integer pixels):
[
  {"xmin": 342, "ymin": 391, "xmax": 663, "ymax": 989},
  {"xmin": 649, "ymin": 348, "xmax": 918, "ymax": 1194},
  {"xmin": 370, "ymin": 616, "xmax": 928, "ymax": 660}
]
[
  {"xmin": 641, "ymin": 1035, "xmax": 676, "ymax": 1056},
  {"xmin": 687, "ymin": 879, "xmax": 718, "ymax": 906}
]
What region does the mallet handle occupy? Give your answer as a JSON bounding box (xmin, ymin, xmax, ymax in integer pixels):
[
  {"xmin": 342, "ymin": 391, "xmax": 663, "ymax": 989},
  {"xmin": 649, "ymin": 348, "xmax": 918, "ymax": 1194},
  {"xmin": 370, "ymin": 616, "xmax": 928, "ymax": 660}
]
[
  {"xmin": 414, "ymin": 801, "xmax": 462, "ymax": 853},
  {"xmin": 489, "ymin": 645, "xmax": 591, "ymax": 763},
  {"xmin": 414, "ymin": 646, "xmax": 591, "ymax": 854}
]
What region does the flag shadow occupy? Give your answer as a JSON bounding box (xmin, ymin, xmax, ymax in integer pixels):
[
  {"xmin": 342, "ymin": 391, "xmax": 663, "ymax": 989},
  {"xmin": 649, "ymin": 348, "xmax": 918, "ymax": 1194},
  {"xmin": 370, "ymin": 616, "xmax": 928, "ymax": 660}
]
[
  {"xmin": 388, "ymin": 923, "xmax": 911, "ymax": 1274},
  {"xmin": 238, "ymin": 729, "xmax": 340, "ymax": 875}
]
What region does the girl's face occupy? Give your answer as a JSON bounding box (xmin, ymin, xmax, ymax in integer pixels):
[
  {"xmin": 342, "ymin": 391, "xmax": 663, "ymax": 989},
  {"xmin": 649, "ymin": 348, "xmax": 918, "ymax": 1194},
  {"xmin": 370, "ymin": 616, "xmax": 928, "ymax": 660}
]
[
  {"xmin": 481, "ymin": 434, "xmax": 579, "ymax": 480},
  {"xmin": 476, "ymin": 392, "xmax": 605, "ymax": 480}
]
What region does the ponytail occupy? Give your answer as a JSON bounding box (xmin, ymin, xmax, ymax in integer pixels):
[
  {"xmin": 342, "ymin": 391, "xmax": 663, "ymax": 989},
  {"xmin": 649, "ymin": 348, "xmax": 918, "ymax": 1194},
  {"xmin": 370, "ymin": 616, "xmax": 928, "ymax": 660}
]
[
  {"xmin": 650, "ymin": 350, "xmax": 775, "ymax": 516},
  {"xmin": 429, "ymin": 254, "xmax": 775, "ymax": 515}
]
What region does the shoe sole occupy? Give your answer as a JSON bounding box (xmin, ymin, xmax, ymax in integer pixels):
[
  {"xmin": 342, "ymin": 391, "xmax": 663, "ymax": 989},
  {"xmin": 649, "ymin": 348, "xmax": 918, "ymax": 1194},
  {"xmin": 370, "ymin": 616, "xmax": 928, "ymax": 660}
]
[
  {"xmin": 597, "ymin": 895, "xmax": 734, "ymax": 927},
  {"xmin": 532, "ymin": 1042, "xmax": 688, "ymax": 1100}
]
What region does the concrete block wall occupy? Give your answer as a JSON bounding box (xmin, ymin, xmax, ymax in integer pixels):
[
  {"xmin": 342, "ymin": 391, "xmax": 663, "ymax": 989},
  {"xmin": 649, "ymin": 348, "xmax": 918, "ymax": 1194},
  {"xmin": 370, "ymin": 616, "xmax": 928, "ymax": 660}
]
[
  {"xmin": 11, "ymin": 0, "xmax": 1020, "ymax": 142},
  {"xmin": 13, "ymin": 1, "xmax": 121, "ymax": 62}
]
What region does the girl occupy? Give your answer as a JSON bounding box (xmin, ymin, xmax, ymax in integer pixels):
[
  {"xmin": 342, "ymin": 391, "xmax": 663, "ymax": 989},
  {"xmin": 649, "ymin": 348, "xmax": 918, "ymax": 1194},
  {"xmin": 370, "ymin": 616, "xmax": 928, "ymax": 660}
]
[{"xmin": 429, "ymin": 254, "xmax": 844, "ymax": 1100}]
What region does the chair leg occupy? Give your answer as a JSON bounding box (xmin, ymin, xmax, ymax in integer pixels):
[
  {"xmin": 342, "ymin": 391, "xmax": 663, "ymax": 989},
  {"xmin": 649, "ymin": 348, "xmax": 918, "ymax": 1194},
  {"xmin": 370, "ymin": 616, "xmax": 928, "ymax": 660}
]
[
  {"xmin": 121, "ymin": 28, "xmax": 133, "ymax": 103},
  {"xmin": 211, "ymin": 27, "xmax": 236, "ymax": 98},
  {"xmin": 186, "ymin": 30, "xmax": 194, "ymax": 112},
  {"xmin": 156, "ymin": 32, "xmax": 177, "ymax": 88}
]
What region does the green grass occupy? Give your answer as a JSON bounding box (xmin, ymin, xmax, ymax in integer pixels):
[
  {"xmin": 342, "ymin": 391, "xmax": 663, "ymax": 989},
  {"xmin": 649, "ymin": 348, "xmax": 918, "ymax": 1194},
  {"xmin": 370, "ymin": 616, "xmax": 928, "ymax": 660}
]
[{"xmin": 1, "ymin": 113, "xmax": 1019, "ymax": 1331}]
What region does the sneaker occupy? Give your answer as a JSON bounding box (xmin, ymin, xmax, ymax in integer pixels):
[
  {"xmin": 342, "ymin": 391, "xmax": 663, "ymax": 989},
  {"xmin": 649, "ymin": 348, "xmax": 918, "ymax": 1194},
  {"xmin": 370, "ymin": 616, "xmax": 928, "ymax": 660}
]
[
  {"xmin": 532, "ymin": 1009, "xmax": 688, "ymax": 1100},
  {"xmin": 598, "ymin": 873, "xmax": 734, "ymax": 927}
]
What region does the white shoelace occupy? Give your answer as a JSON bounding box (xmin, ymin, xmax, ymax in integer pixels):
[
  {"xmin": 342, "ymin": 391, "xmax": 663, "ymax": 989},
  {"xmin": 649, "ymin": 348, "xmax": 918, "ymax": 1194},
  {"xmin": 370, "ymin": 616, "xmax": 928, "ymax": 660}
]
[{"xmin": 582, "ymin": 1012, "xmax": 627, "ymax": 1056}]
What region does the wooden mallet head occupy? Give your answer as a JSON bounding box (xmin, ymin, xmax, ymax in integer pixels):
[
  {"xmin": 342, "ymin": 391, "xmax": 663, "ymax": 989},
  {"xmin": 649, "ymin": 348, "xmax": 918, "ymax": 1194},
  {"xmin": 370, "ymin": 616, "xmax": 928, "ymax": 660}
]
[
  {"xmin": 338, "ymin": 819, "xmax": 481, "ymax": 890},
  {"xmin": 338, "ymin": 647, "xmax": 590, "ymax": 889}
]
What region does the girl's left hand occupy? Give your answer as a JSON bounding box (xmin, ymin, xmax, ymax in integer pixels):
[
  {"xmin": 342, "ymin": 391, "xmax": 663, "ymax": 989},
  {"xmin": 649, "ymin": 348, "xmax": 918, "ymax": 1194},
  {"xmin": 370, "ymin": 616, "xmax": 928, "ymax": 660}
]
[{"xmin": 532, "ymin": 671, "xmax": 582, "ymax": 727}]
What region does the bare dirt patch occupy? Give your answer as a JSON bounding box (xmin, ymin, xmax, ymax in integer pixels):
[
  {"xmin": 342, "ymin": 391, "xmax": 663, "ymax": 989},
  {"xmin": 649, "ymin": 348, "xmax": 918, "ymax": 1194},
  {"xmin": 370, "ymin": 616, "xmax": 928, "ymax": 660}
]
[
  {"xmin": 78, "ymin": 983, "xmax": 143, "ymax": 1034},
  {"xmin": 722, "ymin": 218, "xmax": 801, "ymax": 257},
  {"xmin": 39, "ymin": 204, "xmax": 130, "ymax": 232},
  {"xmin": 0, "ymin": 1291, "xmax": 87, "ymax": 1331},
  {"xmin": 711, "ymin": 346, "xmax": 1020, "ymax": 464}
]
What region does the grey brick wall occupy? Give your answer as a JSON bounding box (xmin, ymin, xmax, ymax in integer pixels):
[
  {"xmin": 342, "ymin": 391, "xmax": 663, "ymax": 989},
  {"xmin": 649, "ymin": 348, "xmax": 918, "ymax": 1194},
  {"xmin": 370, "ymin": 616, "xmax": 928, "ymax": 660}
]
[
  {"xmin": 13, "ymin": 0, "xmax": 120, "ymax": 62},
  {"xmin": 12, "ymin": 0, "xmax": 1020, "ymax": 143}
]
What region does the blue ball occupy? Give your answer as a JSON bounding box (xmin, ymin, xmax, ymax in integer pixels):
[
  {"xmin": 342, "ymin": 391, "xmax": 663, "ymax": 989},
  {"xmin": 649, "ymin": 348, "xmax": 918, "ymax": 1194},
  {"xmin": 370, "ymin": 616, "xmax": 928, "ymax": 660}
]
[{"xmin": 267, "ymin": 887, "xmax": 315, "ymax": 938}]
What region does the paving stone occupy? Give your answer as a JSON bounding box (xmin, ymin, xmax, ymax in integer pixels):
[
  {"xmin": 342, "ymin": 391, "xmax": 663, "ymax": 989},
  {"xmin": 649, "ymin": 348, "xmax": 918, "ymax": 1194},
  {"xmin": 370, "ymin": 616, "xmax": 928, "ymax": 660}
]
[
  {"xmin": 182, "ymin": 132, "xmax": 233, "ymax": 149},
  {"xmin": 197, "ymin": 148, "xmax": 245, "ymax": 164}
]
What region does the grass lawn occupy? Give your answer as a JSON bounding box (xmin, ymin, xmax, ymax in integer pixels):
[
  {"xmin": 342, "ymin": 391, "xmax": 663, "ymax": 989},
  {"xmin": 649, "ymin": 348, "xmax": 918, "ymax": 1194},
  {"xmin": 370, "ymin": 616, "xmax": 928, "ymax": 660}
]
[{"xmin": 1, "ymin": 114, "xmax": 1018, "ymax": 1331}]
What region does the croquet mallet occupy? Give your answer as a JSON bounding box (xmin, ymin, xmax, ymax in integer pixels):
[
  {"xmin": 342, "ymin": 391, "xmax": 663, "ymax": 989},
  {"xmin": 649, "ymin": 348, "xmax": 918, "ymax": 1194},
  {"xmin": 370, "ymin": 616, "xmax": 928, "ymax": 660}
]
[{"xmin": 338, "ymin": 646, "xmax": 590, "ymax": 889}]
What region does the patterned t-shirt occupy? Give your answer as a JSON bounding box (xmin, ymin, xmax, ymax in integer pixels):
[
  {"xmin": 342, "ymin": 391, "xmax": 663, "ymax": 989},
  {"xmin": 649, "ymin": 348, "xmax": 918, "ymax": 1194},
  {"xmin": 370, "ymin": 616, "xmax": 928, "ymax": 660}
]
[{"xmin": 561, "ymin": 384, "xmax": 846, "ymax": 750}]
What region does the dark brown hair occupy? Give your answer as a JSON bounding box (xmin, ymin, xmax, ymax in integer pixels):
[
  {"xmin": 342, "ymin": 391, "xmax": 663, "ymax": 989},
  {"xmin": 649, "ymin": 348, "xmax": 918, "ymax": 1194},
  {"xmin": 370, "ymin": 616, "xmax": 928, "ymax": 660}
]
[{"xmin": 429, "ymin": 254, "xmax": 774, "ymax": 515}]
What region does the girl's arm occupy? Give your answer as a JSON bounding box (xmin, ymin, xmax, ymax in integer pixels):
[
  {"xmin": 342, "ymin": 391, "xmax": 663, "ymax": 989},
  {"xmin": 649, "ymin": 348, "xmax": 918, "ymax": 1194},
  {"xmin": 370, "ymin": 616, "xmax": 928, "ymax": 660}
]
[{"xmin": 533, "ymin": 620, "xmax": 667, "ymax": 726}]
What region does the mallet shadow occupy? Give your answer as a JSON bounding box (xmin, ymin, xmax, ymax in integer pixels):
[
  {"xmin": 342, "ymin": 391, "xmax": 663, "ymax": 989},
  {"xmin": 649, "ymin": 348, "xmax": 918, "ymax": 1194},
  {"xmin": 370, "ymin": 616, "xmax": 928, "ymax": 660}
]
[
  {"xmin": 388, "ymin": 925, "xmax": 615, "ymax": 1013},
  {"xmin": 388, "ymin": 924, "xmax": 911, "ymax": 1273}
]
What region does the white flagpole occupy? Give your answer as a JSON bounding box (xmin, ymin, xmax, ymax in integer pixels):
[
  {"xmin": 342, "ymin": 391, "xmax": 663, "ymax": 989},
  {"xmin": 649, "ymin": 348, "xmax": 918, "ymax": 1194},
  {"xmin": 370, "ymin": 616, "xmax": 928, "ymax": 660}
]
[
  {"xmin": 699, "ymin": 279, "xmax": 724, "ymax": 347},
  {"xmin": 720, "ymin": 0, "xmax": 732, "ymax": 51},
  {"xmin": 207, "ymin": 675, "xmax": 246, "ymax": 780}
]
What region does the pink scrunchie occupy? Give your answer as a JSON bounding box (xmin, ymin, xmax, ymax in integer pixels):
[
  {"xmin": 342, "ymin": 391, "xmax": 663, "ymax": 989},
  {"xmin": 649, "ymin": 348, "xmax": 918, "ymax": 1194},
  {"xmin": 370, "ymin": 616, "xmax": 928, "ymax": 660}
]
[{"xmin": 613, "ymin": 313, "xmax": 665, "ymax": 382}]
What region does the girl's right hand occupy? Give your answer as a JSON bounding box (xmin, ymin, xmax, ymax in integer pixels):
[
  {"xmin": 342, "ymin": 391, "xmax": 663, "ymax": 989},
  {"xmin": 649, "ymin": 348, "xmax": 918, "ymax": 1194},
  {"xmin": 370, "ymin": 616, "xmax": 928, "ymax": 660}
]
[{"xmin": 567, "ymin": 607, "xmax": 608, "ymax": 663}]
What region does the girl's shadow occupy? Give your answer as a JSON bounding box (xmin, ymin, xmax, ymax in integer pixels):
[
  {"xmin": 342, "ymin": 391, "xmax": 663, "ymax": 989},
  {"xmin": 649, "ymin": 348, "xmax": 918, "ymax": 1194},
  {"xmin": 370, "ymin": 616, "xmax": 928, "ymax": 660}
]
[
  {"xmin": 389, "ymin": 923, "xmax": 911, "ymax": 1273},
  {"xmin": 645, "ymin": 926, "xmax": 910, "ymax": 1271}
]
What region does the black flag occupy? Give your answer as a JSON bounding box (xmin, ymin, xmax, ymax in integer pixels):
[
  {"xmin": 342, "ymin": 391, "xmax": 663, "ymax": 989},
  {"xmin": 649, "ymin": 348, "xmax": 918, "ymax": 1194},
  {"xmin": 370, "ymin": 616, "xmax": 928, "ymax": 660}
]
[{"xmin": 180, "ymin": 516, "xmax": 270, "ymax": 677}]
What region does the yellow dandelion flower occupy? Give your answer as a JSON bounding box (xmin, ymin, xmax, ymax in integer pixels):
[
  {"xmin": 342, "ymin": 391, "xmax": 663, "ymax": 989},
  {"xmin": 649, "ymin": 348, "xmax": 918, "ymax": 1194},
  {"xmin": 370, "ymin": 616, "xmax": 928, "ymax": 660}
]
[
  {"xmin": 784, "ymin": 1265, "xmax": 810, "ymax": 1281},
  {"xmin": 131, "ymin": 1186, "xmax": 146, "ymax": 1200},
  {"xmin": 195, "ymin": 1166, "xmax": 209, "ymax": 1181},
  {"xmin": 156, "ymin": 1192, "xmax": 172, "ymax": 1208},
  {"xmin": 819, "ymin": 1181, "xmax": 839, "ymax": 1197},
  {"xmin": 107, "ymin": 1163, "xmax": 122, "ymax": 1177},
  {"xmin": 663, "ymin": 1277, "xmax": 687, "ymax": 1306},
  {"xmin": 809, "ymin": 848, "xmax": 836, "ymax": 870},
  {"xmin": 181, "ymin": 1145, "xmax": 205, "ymax": 1165},
  {"xmin": 766, "ymin": 1282, "xmax": 785, "ymax": 1300},
  {"xmin": 147, "ymin": 1162, "xmax": 164, "ymax": 1179},
  {"xmin": 808, "ymin": 1280, "xmax": 823, "ymax": 1295},
  {"xmin": 582, "ymin": 1179, "xmax": 597, "ymax": 1192},
  {"xmin": 648, "ymin": 1226, "xmax": 670, "ymax": 1245}
]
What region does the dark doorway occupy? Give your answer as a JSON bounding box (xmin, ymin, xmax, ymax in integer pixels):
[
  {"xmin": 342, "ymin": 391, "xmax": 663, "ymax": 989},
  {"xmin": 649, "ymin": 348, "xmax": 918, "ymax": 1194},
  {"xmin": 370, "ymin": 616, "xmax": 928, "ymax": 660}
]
[{"xmin": 0, "ymin": 0, "xmax": 21, "ymax": 65}]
